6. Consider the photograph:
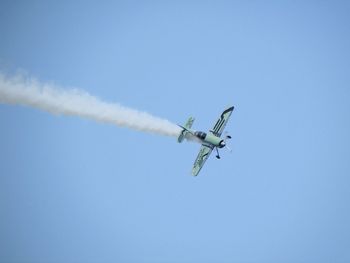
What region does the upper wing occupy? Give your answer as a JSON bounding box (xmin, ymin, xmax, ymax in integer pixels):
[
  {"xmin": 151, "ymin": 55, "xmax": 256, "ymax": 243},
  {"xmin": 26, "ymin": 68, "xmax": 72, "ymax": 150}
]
[
  {"xmin": 211, "ymin": 106, "xmax": 234, "ymax": 137},
  {"xmin": 192, "ymin": 144, "xmax": 213, "ymax": 176}
]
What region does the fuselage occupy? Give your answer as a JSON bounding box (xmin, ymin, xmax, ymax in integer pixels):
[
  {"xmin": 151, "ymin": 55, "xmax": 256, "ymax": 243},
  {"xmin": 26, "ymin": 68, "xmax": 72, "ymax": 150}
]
[
  {"xmin": 177, "ymin": 106, "xmax": 234, "ymax": 176},
  {"xmin": 194, "ymin": 131, "xmax": 225, "ymax": 148}
]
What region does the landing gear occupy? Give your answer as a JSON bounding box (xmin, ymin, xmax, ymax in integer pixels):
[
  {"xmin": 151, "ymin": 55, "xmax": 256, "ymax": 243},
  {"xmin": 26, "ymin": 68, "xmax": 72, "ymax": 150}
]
[{"xmin": 215, "ymin": 147, "xmax": 221, "ymax": 159}]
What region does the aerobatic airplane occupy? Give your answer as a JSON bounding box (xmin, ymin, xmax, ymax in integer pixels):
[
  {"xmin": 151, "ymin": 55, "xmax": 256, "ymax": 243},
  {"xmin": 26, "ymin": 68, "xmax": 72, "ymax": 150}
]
[{"xmin": 178, "ymin": 106, "xmax": 234, "ymax": 176}]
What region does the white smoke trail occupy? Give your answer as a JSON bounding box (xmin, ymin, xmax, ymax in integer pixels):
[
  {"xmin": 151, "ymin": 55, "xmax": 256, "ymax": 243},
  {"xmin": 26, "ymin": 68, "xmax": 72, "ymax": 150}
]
[{"xmin": 0, "ymin": 73, "xmax": 181, "ymax": 137}]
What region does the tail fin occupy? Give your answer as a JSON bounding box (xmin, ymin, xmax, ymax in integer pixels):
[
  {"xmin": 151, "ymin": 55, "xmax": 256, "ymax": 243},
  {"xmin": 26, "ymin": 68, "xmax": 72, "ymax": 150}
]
[{"xmin": 177, "ymin": 117, "xmax": 195, "ymax": 143}]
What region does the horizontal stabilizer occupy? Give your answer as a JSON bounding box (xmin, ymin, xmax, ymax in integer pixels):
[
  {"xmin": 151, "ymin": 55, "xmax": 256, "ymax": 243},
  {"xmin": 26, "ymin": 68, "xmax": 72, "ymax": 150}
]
[{"xmin": 177, "ymin": 117, "xmax": 195, "ymax": 143}]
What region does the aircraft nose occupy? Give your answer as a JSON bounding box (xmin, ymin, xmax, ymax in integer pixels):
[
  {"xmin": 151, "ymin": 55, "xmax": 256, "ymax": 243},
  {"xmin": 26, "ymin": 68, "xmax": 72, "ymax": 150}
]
[{"xmin": 220, "ymin": 141, "xmax": 226, "ymax": 147}]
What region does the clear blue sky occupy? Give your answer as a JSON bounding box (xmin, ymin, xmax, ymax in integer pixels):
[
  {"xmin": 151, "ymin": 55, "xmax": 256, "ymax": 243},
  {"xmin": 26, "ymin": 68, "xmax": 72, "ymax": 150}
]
[{"xmin": 1, "ymin": 1, "xmax": 350, "ymax": 262}]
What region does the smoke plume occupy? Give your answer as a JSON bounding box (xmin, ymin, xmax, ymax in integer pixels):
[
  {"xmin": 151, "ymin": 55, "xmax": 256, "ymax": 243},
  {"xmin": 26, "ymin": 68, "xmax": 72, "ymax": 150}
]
[{"xmin": 0, "ymin": 73, "xmax": 181, "ymax": 137}]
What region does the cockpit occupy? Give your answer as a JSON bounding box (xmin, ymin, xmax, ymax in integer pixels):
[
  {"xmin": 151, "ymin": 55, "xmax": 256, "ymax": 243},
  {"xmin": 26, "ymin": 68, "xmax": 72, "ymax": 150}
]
[{"xmin": 195, "ymin": 131, "xmax": 207, "ymax": 140}]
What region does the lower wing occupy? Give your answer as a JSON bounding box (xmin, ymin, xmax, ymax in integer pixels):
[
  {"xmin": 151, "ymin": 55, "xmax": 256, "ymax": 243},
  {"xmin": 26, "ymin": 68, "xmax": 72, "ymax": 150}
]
[{"xmin": 192, "ymin": 144, "xmax": 213, "ymax": 176}]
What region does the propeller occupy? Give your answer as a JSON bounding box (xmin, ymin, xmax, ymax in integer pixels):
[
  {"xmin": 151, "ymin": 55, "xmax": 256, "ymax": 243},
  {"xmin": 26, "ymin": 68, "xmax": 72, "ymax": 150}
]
[
  {"xmin": 215, "ymin": 132, "xmax": 233, "ymax": 159},
  {"xmin": 224, "ymin": 131, "xmax": 232, "ymax": 140},
  {"xmin": 223, "ymin": 131, "xmax": 232, "ymax": 153}
]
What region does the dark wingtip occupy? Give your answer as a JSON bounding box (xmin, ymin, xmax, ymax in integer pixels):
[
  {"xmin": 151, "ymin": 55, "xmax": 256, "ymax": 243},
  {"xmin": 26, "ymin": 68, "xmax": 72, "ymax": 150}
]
[{"xmin": 223, "ymin": 106, "xmax": 234, "ymax": 115}]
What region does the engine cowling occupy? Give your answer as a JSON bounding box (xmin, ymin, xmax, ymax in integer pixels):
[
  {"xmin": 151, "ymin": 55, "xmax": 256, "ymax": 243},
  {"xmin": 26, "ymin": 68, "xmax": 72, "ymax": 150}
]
[{"xmin": 219, "ymin": 140, "xmax": 226, "ymax": 148}]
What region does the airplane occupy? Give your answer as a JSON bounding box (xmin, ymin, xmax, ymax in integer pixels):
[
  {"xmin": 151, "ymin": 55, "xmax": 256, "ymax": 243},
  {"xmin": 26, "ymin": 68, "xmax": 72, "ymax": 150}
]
[{"xmin": 178, "ymin": 106, "xmax": 234, "ymax": 176}]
